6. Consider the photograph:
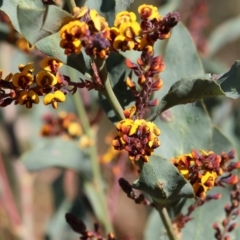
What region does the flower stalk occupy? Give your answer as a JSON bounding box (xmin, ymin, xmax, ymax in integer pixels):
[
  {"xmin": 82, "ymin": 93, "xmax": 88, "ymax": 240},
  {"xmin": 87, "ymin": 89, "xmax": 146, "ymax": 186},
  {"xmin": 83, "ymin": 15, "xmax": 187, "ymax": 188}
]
[
  {"xmin": 155, "ymin": 203, "xmax": 178, "ymax": 240},
  {"xmin": 66, "ymin": 0, "xmax": 76, "ymax": 13},
  {"xmin": 69, "ymin": 69, "xmax": 113, "ymax": 233},
  {"xmin": 93, "ymin": 57, "xmax": 125, "ymax": 120}
]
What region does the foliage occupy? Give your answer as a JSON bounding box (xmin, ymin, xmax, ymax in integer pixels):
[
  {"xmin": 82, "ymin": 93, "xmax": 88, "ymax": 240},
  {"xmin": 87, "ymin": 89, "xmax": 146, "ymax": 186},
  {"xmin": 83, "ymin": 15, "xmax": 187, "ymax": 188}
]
[{"xmin": 1, "ymin": 1, "xmax": 240, "ymax": 240}]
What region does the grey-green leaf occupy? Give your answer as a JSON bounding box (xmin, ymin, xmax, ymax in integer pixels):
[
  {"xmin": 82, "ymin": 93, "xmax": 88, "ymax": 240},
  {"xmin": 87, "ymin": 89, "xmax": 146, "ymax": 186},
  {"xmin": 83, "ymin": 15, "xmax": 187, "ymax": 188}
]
[
  {"xmin": 156, "ymin": 75, "xmax": 225, "ymax": 114},
  {"xmin": 217, "ymin": 60, "xmax": 240, "ymax": 98},
  {"xmin": 21, "ymin": 138, "xmax": 91, "ymax": 174},
  {"xmin": 17, "ymin": 5, "xmax": 72, "ymax": 44},
  {"xmin": 154, "ymin": 104, "xmax": 212, "ymax": 160},
  {"xmin": 132, "ymin": 155, "xmax": 194, "ymax": 204}
]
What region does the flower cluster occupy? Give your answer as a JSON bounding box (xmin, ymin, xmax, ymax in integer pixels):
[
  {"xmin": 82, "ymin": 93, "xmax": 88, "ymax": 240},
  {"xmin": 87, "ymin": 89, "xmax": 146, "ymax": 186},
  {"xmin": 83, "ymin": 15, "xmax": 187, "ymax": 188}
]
[
  {"xmin": 213, "ymin": 181, "xmax": 240, "ymax": 240},
  {"xmin": 112, "ymin": 118, "xmax": 160, "ymax": 162},
  {"xmin": 59, "ymin": 4, "xmax": 180, "ymax": 58},
  {"xmin": 0, "ymin": 57, "xmax": 66, "ymax": 108},
  {"xmin": 125, "ymin": 46, "xmax": 164, "ymax": 119},
  {"xmin": 59, "ymin": 6, "xmax": 111, "ymax": 58},
  {"xmin": 112, "ymin": 42, "xmax": 165, "ymax": 161},
  {"xmin": 111, "ymin": 5, "xmax": 180, "ymax": 51},
  {"xmin": 41, "ymin": 112, "xmax": 82, "ymax": 139},
  {"xmin": 171, "ymin": 150, "xmax": 240, "ymax": 198},
  {"xmin": 0, "ymin": 57, "xmax": 96, "ymax": 109},
  {"xmin": 65, "ymin": 213, "xmax": 116, "ymax": 240},
  {"xmin": 173, "ymin": 193, "xmax": 221, "ymax": 235}
]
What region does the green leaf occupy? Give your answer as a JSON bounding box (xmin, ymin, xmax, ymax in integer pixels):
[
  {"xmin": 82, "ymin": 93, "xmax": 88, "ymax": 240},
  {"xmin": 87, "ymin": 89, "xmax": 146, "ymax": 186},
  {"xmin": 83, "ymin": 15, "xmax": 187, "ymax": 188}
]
[
  {"xmin": 21, "ymin": 138, "xmax": 91, "ymax": 174},
  {"xmin": 156, "ymin": 75, "xmax": 225, "ymax": 114},
  {"xmin": 17, "ymin": 5, "xmax": 72, "ymax": 44},
  {"xmin": 132, "ymin": 155, "xmax": 194, "ymax": 204},
  {"xmin": 0, "ymin": 0, "xmax": 44, "ymax": 32},
  {"xmin": 208, "ymin": 16, "xmax": 240, "ymax": 57},
  {"xmin": 99, "ymin": 52, "xmax": 134, "ymax": 123},
  {"xmin": 154, "ymin": 104, "xmax": 213, "ymax": 160},
  {"xmin": 212, "ymin": 126, "xmax": 234, "ymax": 154},
  {"xmin": 217, "ymin": 61, "xmax": 240, "ymax": 98},
  {"xmin": 155, "ymin": 22, "xmax": 204, "ymax": 103}
]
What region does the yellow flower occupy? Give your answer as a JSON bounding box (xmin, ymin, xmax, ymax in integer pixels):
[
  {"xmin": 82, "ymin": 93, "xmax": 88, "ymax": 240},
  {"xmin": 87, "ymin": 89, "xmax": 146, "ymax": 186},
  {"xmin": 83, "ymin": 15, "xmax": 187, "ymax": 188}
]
[
  {"xmin": 119, "ymin": 21, "xmax": 141, "ymax": 39},
  {"xmin": 43, "ymin": 90, "xmax": 66, "ymax": 109},
  {"xmin": 113, "ymin": 35, "xmax": 135, "ymax": 51},
  {"xmin": 67, "ymin": 122, "xmax": 82, "ymax": 137},
  {"xmin": 171, "ymin": 150, "xmax": 223, "ymax": 198},
  {"xmin": 12, "ymin": 71, "xmax": 33, "ymax": 88},
  {"xmin": 113, "ymin": 118, "xmax": 160, "ymax": 162},
  {"xmin": 114, "ymin": 11, "xmax": 137, "ymax": 28},
  {"xmin": 60, "ymin": 39, "xmax": 82, "ymax": 55},
  {"xmin": 36, "ymin": 70, "xmax": 57, "ymax": 87},
  {"xmin": 74, "ymin": 6, "xmax": 89, "ymax": 18},
  {"xmin": 18, "ymin": 90, "xmax": 39, "ymax": 108},
  {"xmin": 79, "ymin": 135, "xmax": 94, "ymax": 149},
  {"xmin": 60, "ymin": 20, "xmax": 88, "ymax": 39},
  {"xmin": 90, "ymin": 9, "xmax": 108, "ymax": 31},
  {"xmin": 18, "ymin": 62, "xmax": 34, "ymax": 74},
  {"xmin": 138, "ymin": 4, "xmax": 160, "ymax": 20},
  {"xmin": 59, "ymin": 20, "xmax": 88, "ymax": 55},
  {"xmin": 40, "ymin": 57, "xmax": 63, "ymax": 73}
]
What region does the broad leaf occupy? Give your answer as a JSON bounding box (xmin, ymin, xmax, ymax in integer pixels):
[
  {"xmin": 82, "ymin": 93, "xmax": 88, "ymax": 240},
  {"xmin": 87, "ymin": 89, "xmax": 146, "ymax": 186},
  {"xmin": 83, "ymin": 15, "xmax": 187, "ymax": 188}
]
[
  {"xmin": 21, "ymin": 138, "xmax": 91, "ymax": 175},
  {"xmin": 132, "ymin": 155, "xmax": 194, "ymax": 204},
  {"xmin": 217, "ymin": 60, "xmax": 240, "ymax": 98},
  {"xmin": 0, "ymin": 0, "xmax": 44, "ymax": 32},
  {"xmin": 154, "ymin": 104, "xmax": 213, "ymax": 160},
  {"xmin": 155, "ymin": 22, "xmax": 204, "ymax": 103},
  {"xmin": 212, "ymin": 126, "xmax": 234, "ymax": 154},
  {"xmin": 17, "ymin": 5, "xmax": 72, "ymax": 44},
  {"xmin": 156, "ymin": 75, "xmax": 225, "ymax": 114}
]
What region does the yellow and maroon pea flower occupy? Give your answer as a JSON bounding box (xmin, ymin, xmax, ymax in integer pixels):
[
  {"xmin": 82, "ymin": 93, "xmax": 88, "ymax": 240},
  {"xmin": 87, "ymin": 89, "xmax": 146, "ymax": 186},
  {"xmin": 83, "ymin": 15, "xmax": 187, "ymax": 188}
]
[
  {"xmin": 138, "ymin": 4, "xmax": 160, "ymax": 20},
  {"xmin": 74, "ymin": 6, "xmax": 89, "ymax": 18},
  {"xmin": 12, "ymin": 70, "xmax": 34, "ymax": 89},
  {"xmin": 113, "ymin": 35, "xmax": 135, "ymax": 51},
  {"xmin": 16, "ymin": 37, "xmax": 34, "ymax": 53},
  {"xmin": 90, "ymin": 9, "xmax": 109, "ymax": 32},
  {"xmin": 114, "ymin": 11, "xmax": 137, "ymax": 28},
  {"xmin": 43, "ymin": 90, "xmax": 66, "ymax": 109},
  {"xmin": 36, "ymin": 70, "xmax": 57, "ymax": 87},
  {"xmin": 67, "ymin": 122, "xmax": 82, "ymax": 138},
  {"xmin": 119, "ymin": 21, "xmax": 141, "ymax": 39},
  {"xmin": 171, "ymin": 149, "xmax": 240, "ymax": 198},
  {"xmin": 40, "ymin": 57, "xmax": 63, "ymax": 73},
  {"xmin": 18, "ymin": 62, "xmax": 34, "ymax": 74},
  {"xmin": 112, "ymin": 118, "xmax": 160, "ymax": 162},
  {"xmin": 59, "ymin": 20, "xmax": 88, "ymax": 55},
  {"xmin": 60, "ymin": 39, "xmax": 82, "ymax": 55},
  {"xmin": 18, "ymin": 90, "xmax": 39, "ymax": 108}
]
